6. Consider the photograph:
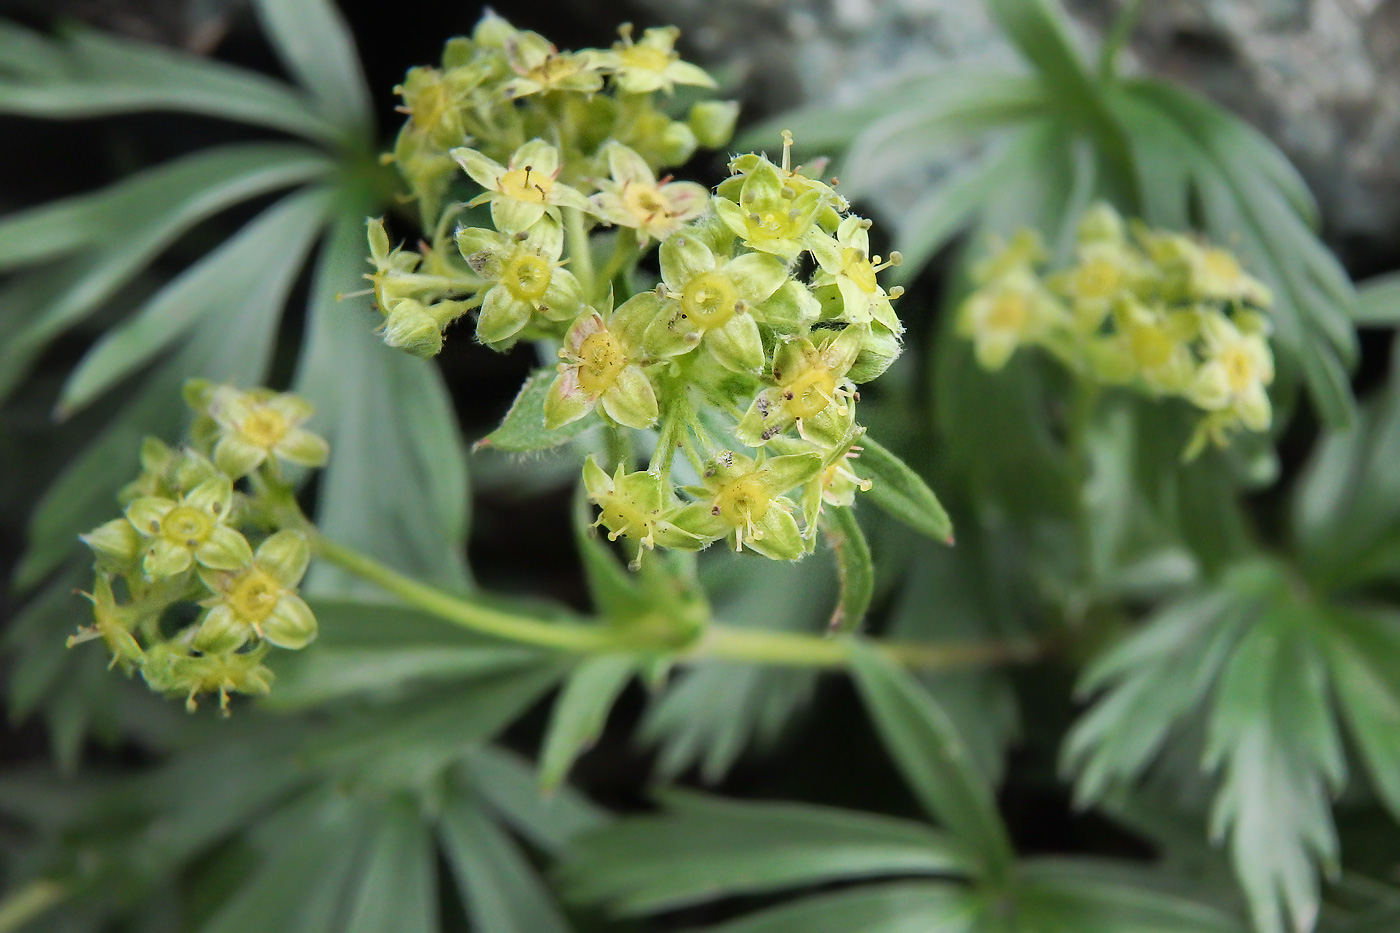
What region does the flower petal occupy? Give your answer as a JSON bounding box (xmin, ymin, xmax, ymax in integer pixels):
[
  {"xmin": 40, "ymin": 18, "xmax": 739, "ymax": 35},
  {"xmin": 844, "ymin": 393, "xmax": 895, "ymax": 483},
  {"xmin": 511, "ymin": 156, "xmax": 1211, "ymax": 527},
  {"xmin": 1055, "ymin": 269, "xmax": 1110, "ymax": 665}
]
[
  {"xmin": 600, "ymin": 365, "xmax": 659, "ymax": 429},
  {"xmin": 213, "ymin": 435, "xmax": 268, "ymax": 478},
  {"xmin": 196, "ymin": 526, "xmax": 254, "ymax": 571},
  {"xmin": 125, "ymin": 497, "xmax": 175, "ymax": 537},
  {"xmin": 274, "ymin": 429, "xmax": 330, "ymax": 469},
  {"xmin": 256, "ymin": 530, "xmax": 312, "ymax": 588},
  {"xmin": 477, "ymin": 286, "xmax": 534, "ymax": 345},
  {"xmin": 262, "ymin": 594, "xmax": 318, "ymax": 650}
]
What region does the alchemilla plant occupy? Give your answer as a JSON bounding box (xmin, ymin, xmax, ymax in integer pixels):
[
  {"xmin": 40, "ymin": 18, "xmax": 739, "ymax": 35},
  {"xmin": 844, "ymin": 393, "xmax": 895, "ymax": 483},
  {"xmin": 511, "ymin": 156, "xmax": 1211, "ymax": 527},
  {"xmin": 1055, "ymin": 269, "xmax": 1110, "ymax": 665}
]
[{"xmin": 10, "ymin": 3, "xmax": 1400, "ymax": 933}]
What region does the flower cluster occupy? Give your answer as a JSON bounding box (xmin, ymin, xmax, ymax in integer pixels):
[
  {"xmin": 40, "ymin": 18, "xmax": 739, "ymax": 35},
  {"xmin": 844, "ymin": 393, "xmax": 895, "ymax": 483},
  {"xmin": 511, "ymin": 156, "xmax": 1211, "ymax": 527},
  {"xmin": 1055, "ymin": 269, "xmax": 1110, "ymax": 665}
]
[
  {"xmin": 71, "ymin": 382, "xmax": 328, "ymax": 712},
  {"xmin": 958, "ymin": 204, "xmax": 1276, "ymax": 458},
  {"xmin": 373, "ymin": 14, "xmax": 905, "ymax": 564}
]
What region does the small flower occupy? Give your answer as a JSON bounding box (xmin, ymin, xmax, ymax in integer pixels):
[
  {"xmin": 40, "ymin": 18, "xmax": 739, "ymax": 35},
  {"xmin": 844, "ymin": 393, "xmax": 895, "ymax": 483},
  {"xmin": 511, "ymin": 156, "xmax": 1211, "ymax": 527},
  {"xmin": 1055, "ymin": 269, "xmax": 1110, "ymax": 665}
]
[
  {"xmin": 1112, "ymin": 299, "xmax": 1198, "ymax": 395},
  {"xmin": 451, "ymin": 139, "xmax": 593, "ymax": 233},
  {"xmin": 590, "ymin": 142, "xmax": 709, "ymax": 244},
  {"xmin": 737, "ymin": 327, "xmax": 864, "ymax": 447},
  {"xmin": 603, "ymin": 24, "xmax": 716, "ymax": 95},
  {"xmin": 722, "ymin": 131, "xmax": 848, "ymax": 230},
  {"xmin": 582, "ymin": 457, "xmax": 706, "ymax": 556},
  {"xmin": 688, "ymin": 100, "xmax": 740, "ymax": 150},
  {"xmin": 501, "ymin": 32, "xmax": 605, "ymax": 98},
  {"xmin": 971, "ymin": 229, "xmax": 1046, "ymax": 285},
  {"xmin": 643, "ymin": 232, "xmax": 787, "ymax": 373},
  {"xmin": 1187, "ymin": 310, "xmax": 1274, "ymax": 435},
  {"xmin": 365, "ymin": 219, "xmax": 474, "ymax": 317},
  {"xmin": 67, "ymin": 575, "xmax": 144, "ymax": 667},
  {"xmin": 545, "ymin": 299, "xmax": 659, "ymax": 430},
  {"xmin": 141, "ymin": 641, "xmax": 274, "ymax": 714},
  {"xmin": 394, "ymin": 65, "xmax": 485, "ymax": 148},
  {"xmin": 195, "ymin": 530, "xmax": 317, "ymax": 653},
  {"xmin": 713, "ymin": 156, "xmax": 825, "ymax": 262},
  {"xmin": 801, "ymin": 444, "xmax": 873, "ymax": 532},
  {"xmin": 957, "ymin": 271, "xmax": 1068, "ymax": 371},
  {"xmin": 672, "ymin": 450, "xmax": 823, "ymax": 560},
  {"xmin": 206, "ymin": 386, "xmax": 329, "ymax": 479},
  {"xmin": 123, "ymin": 475, "xmax": 252, "ymax": 579},
  {"xmin": 457, "ymin": 218, "xmax": 583, "ymax": 345},
  {"xmin": 808, "ymin": 215, "xmax": 904, "ymax": 333}
]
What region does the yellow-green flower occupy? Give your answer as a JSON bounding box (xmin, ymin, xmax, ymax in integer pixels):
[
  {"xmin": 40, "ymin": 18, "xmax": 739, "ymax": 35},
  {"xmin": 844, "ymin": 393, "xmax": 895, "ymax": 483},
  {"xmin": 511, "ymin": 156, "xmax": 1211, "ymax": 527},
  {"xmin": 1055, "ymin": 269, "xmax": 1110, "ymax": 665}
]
[
  {"xmin": 582, "ymin": 457, "xmax": 705, "ymax": 554},
  {"xmin": 501, "ymin": 32, "xmax": 604, "ymax": 99},
  {"xmin": 808, "ymin": 215, "xmax": 903, "ymax": 333},
  {"xmin": 737, "ymin": 327, "xmax": 863, "ymax": 447},
  {"xmin": 713, "ymin": 156, "xmax": 825, "ymax": 262},
  {"xmin": 141, "ymin": 641, "xmax": 274, "ymax": 714},
  {"xmin": 195, "ymin": 530, "xmax": 316, "ymax": 653},
  {"xmin": 206, "ymin": 386, "xmax": 329, "ymax": 478},
  {"xmin": 590, "ymin": 142, "xmax": 709, "ymax": 244},
  {"xmin": 545, "ymin": 299, "xmax": 658, "ymax": 430},
  {"xmin": 451, "ymin": 139, "xmax": 593, "ymax": 233},
  {"xmin": 957, "ymin": 271, "xmax": 1068, "ymax": 370},
  {"xmin": 123, "ymin": 475, "xmax": 251, "ymax": 579},
  {"xmin": 458, "ymin": 217, "xmax": 583, "ymax": 346},
  {"xmin": 603, "ymin": 24, "xmax": 716, "ymax": 95},
  {"xmin": 1187, "ymin": 310, "xmax": 1274, "ymax": 432},
  {"xmin": 672, "ymin": 451, "xmax": 822, "ymax": 559}
]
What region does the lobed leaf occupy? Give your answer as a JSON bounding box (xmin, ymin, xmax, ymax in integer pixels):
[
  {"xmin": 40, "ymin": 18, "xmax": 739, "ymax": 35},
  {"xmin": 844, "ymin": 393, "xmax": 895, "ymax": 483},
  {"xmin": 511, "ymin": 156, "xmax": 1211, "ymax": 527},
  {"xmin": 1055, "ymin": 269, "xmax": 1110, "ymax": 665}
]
[
  {"xmin": 479, "ymin": 367, "xmax": 599, "ymax": 452},
  {"xmin": 824, "ymin": 505, "xmax": 874, "ymax": 633},
  {"xmin": 251, "ymin": 0, "xmax": 373, "ymax": 138},
  {"xmin": 699, "ymin": 881, "xmax": 979, "ymax": 933},
  {"xmin": 858, "ymin": 436, "xmax": 953, "ymax": 543},
  {"xmin": 538, "ymin": 654, "xmax": 636, "ymax": 792}
]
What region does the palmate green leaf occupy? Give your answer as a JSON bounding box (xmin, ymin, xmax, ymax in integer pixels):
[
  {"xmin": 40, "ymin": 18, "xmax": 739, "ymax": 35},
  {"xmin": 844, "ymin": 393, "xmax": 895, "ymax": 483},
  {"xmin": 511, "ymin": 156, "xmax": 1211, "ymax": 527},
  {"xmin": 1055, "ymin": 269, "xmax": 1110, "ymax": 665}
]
[
  {"xmin": 59, "ymin": 187, "xmax": 331, "ymax": 415},
  {"xmin": 640, "ymin": 552, "xmax": 832, "ymax": 782},
  {"xmin": 0, "ymin": 144, "xmax": 333, "ymax": 402},
  {"xmin": 559, "ymin": 790, "xmax": 968, "ymax": 917},
  {"xmin": 1205, "ymin": 605, "xmax": 1344, "ymax": 933},
  {"xmin": 849, "ymin": 641, "xmax": 1015, "ymax": 877},
  {"xmin": 263, "ymin": 600, "xmax": 546, "ymax": 711},
  {"xmin": 1102, "ymin": 84, "xmax": 1194, "ymax": 235},
  {"xmin": 480, "ymin": 368, "xmax": 599, "ymax": 452},
  {"xmin": 251, "ymin": 0, "xmax": 373, "ymax": 139},
  {"xmin": 1015, "ymin": 858, "xmax": 1247, "ymax": 933},
  {"xmin": 0, "ymin": 24, "xmax": 341, "ymax": 143},
  {"xmin": 858, "ymin": 435, "xmax": 953, "ymax": 543},
  {"xmin": 440, "ymin": 796, "xmax": 574, "ymax": 933},
  {"xmin": 701, "ymin": 881, "xmax": 979, "ymax": 933},
  {"xmin": 294, "ymin": 208, "xmax": 471, "ymax": 595},
  {"xmin": 1354, "ymin": 273, "xmax": 1400, "ymax": 327},
  {"xmin": 538, "ymin": 654, "xmax": 636, "ymax": 792},
  {"xmin": 0, "ymin": 21, "xmax": 65, "ymax": 77},
  {"xmin": 341, "ymin": 796, "xmax": 438, "ymax": 933},
  {"xmin": 1063, "ymin": 588, "xmax": 1246, "ymax": 805},
  {"xmin": 824, "ymin": 505, "xmax": 873, "ymax": 633},
  {"xmin": 16, "ymin": 190, "xmax": 328, "ymax": 589},
  {"xmin": 839, "ymin": 73, "xmax": 1045, "ymax": 196}
]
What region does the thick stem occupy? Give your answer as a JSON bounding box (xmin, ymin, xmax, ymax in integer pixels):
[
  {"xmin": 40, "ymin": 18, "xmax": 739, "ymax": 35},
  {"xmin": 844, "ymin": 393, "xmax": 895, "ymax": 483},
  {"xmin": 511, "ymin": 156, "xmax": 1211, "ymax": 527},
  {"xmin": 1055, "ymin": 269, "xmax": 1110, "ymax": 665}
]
[
  {"xmin": 0, "ymin": 880, "xmax": 65, "ymax": 933},
  {"xmin": 311, "ymin": 532, "xmax": 1041, "ymax": 673}
]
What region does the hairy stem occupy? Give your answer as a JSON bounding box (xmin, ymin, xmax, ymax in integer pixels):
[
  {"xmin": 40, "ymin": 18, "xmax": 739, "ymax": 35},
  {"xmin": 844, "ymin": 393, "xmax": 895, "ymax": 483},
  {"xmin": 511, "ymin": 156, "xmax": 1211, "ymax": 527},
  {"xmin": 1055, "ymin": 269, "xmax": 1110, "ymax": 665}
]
[{"xmin": 311, "ymin": 532, "xmax": 1041, "ymax": 672}]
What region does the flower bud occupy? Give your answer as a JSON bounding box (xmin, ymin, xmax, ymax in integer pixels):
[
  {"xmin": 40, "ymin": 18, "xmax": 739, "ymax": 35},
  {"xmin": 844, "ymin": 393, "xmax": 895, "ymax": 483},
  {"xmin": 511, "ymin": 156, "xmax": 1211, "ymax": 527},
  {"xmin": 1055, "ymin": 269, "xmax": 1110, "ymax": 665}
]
[
  {"xmin": 846, "ymin": 324, "xmax": 902, "ymax": 384},
  {"xmin": 656, "ymin": 121, "xmax": 698, "ymax": 167},
  {"xmin": 381, "ymin": 300, "xmax": 445, "ymax": 358},
  {"xmin": 689, "ymin": 100, "xmax": 740, "ymax": 150}
]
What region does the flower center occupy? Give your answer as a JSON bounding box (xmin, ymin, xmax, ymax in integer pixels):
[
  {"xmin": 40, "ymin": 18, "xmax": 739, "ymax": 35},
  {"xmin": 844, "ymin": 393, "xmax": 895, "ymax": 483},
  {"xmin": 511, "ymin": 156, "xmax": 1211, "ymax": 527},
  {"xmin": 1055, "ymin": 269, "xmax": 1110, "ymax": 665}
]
[
  {"xmin": 681, "ymin": 272, "xmax": 739, "ymax": 330},
  {"xmin": 576, "ymin": 331, "xmax": 627, "ymax": 396},
  {"xmin": 1129, "ymin": 324, "xmax": 1173, "ymax": 370},
  {"xmin": 1221, "ymin": 345, "xmax": 1254, "ymax": 393},
  {"xmin": 618, "ymin": 45, "xmax": 671, "ymax": 73},
  {"xmin": 985, "ymin": 292, "xmax": 1029, "ymax": 333},
  {"xmin": 502, "ymin": 252, "xmax": 551, "ymax": 301},
  {"xmin": 160, "ymin": 506, "xmax": 214, "ymax": 547},
  {"xmin": 714, "ymin": 474, "xmax": 772, "ymax": 528},
  {"xmin": 783, "ymin": 366, "xmax": 837, "ymax": 419},
  {"xmin": 528, "ymin": 55, "xmax": 581, "ymax": 86},
  {"xmin": 240, "ymin": 408, "xmax": 288, "ymax": 450},
  {"xmin": 599, "ymin": 497, "xmax": 652, "ymax": 541},
  {"xmin": 840, "ymin": 248, "xmax": 878, "ymax": 295},
  {"xmin": 624, "ymin": 185, "xmax": 668, "ymax": 222},
  {"xmin": 499, "ymin": 166, "xmax": 553, "ymax": 203},
  {"xmin": 1077, "ymin": 258, "xmax": 1120, "ymax": 299},
  {"xmin": 228, "ymin": 569, "xmax": 282, "ymax": 624},
  {"xmin": 1203, "ymin": 249, "xmax": 1240, "ymax": 285}
]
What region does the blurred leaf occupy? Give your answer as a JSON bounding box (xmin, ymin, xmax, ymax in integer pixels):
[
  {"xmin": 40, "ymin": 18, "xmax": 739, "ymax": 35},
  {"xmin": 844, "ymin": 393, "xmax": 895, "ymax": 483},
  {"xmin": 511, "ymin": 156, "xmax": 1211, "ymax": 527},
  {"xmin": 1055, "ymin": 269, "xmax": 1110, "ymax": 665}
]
[
  {"xmin": 1354, "ymin": 273, "xmax": 1400, "ymax": 327},
  {"xmin": 858, "ymin": 436, "xmax": 953, "ymax": 544},
  {"xmin": 479, "ymin": 368, "xmax": 599, "ymax": 452},
  {"xmin": 264, "ymin": 600, "xmax": 545, "ymax": 710},
  {"xmin": 250, "ymin": 0, "xmax": 373, "ymax": 139},
  {"xmin": 560, "ymin": 790, "xmax": 968, "ymax": 916},
  {"xmin": 1064, "ymin": 589, "xmax": 1245, "ymax": 805},
  {"xmin": 849, "ymin": 641, "xmax": 1014, "ymax": 877},
  {"xmin": 440, "ymin": 796, "xmax": 574, "ymax": 933},
  {"xmin": 0, "ymin": 24, "xmax": 340, "ymax": 143},
  {"xmin": 341, "ymin": 796, "xmax": 437, "ymax": 933},
  {"xmin": 538, "ymin": 654, "xmax": 635, "ymax": 792},
  {"xmin": 1016, "ymin": 858, "xmax": 1247, "ymax": 932},
  {"xmin": 1321, "ymin": 608, "xmax": 1400, "ymax": 823},
  {"xmin": 700, "ymin": 881, "xmax": 978, "ymax": 933},
  {"xmin": 0, "ymin": 145, "xmax": 332, "ymax": 400},
  {"xmin": 294, "ymin": 209, "xmax": 471, "ymax": 595},
  {"xmin": 824, "ymin": 505, "xmax": 873, "ymax": 633},
  {"xmin": 460, "ymin": 746, "xmax": 607, "ymax": 855},
  {"xmin": 60, "ymin": 187, "xmax": 331, "ymax": 415}
]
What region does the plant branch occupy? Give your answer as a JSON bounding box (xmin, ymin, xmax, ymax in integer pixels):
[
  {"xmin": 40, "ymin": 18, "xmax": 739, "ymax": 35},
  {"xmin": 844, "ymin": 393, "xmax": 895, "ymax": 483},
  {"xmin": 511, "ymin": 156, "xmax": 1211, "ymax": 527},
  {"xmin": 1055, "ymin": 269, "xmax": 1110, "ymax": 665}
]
[
  {"xmin": 564, "ymin": 207, "xmax": 597, "ymax": 301},
  {"xmin": 311, "ymin": 532, "xmax": 1042, "ymax": 673}
]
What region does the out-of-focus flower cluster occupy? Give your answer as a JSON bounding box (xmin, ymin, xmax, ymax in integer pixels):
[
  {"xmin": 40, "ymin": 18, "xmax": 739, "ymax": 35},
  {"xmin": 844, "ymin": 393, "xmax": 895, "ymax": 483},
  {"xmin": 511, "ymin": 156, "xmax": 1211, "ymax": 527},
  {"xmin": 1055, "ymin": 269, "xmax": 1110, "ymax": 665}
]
[
  {"xmin": 958, "ymin": 204, "xmax": 1275, "ymax": 458},
  {"xmin": 370, "ymin": 15, "xmax": 908, "ymax": 564},
  {"xmin": 72, "ymin": 382, "xmax": 328, "ymax": 712}
]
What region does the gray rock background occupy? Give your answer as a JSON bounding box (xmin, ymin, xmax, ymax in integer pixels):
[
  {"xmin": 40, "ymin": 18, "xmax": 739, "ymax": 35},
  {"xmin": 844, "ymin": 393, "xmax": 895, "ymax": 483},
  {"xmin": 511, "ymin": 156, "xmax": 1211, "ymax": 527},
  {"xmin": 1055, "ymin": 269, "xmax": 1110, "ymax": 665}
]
[{"xmin": 625, "ymin": 0, "xmax": 1400, "ymax": 267}]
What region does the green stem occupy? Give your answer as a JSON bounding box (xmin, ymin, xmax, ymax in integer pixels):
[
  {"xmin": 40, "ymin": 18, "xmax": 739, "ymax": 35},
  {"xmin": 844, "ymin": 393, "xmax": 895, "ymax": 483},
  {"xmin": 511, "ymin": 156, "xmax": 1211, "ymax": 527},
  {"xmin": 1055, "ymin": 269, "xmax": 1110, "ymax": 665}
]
[
  {"xmin": 597, "ymin": 232, "xmax": 640, "ymax": 293},
  {"xmin": 1067, "ymin": 376, "xmax": 1101, "ymax": 618},
  {"xmin": 310, "ymin": 532, "xmax": 1042, "ymax": 672},
  {"xmin": 564, "ymin": 207, "xmax": 597, "ymax": 301},
  {"xmin": 0, "ymin": 880, "xmax": 65, "ymax": 933}
]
